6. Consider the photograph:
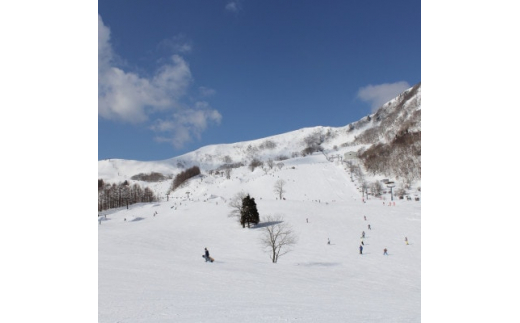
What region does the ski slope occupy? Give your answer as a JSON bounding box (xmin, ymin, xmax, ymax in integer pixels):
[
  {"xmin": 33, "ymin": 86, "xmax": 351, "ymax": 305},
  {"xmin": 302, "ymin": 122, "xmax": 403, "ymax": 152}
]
[{"xmin": 99, "ymin": 154, "xmax": 421, "ymax": 322}]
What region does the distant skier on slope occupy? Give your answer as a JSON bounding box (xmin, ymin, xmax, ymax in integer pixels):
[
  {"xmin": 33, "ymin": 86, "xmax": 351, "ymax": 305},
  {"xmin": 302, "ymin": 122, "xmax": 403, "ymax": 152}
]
[
  {"xmin": 203, "ymin": 248, "xmax": 214, "ymax": 262},
  {"xmin": 384, "ymin": 248, "xmax": 388, "ymax": 255},
  {"xmin": 361, "ymin": 231, "xmax": 365, "ymax": 238},
  {"xmin": 359, "ymin": 245, "xmax": 363, "ymax": 255}
]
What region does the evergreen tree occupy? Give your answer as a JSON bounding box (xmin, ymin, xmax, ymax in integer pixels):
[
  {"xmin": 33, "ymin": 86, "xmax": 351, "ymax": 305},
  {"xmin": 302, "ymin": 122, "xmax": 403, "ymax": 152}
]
[
  {"xmin": 249, "ymin": 196, "xmax": 260, "ymax": 225},
  {"xmin": 240, "ymin": 194, "xmax": 260, "ymax": 228}
]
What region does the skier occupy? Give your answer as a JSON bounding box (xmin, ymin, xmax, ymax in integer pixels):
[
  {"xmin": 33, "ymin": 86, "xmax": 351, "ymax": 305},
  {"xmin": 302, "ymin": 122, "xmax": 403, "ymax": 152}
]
[
  {"xmin": 204, "ymin": 248, "xmax": 210, "ymax": 262},
  {"xmin": 359, "ymin": 245, "xmax": 363, "ymax": 255},
  {"xmin": 405, "ymin": 237, "xmax": 409, "ymax": 245},
  {"xmin": 364, "ymin": 215, "xmax": 366, "ymax": 221},
  {"xmin": 368, "ymin": 224, "xmax": 371, "ymax": 230},
  {"xmin": 361, "ymin": 231, "xmax": 365, "ymax": 238},
  {"xmin": 361, "ymin": 240, "xmax": 364, "ymax": 246},
  {"xmin": 384, "ymin": 248, "xmax": 388, "ymax": 255},
  {"xmin": 327, "ymin": 238, "xmax": 330, "ymax": 245}
]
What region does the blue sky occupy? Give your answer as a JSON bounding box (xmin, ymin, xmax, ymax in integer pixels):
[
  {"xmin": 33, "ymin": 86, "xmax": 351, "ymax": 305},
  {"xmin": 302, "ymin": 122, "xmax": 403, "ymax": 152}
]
[{"xmin": 98, "ymin": 0, "xmax": 421, "ymax": 161}]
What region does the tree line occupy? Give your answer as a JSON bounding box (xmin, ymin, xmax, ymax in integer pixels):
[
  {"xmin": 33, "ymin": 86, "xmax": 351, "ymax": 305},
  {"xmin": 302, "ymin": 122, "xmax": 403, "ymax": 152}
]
[
  {"xmin": 98, "ymin": 179, "xmax": 158, "ymax": 212},
  {"xmin": 170, "ymin": 166, "xmax": 201, "ymax": 192}
]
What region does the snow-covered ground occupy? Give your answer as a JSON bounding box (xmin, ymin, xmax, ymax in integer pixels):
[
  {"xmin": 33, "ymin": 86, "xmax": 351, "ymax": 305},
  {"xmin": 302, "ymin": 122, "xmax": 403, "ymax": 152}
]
[{"xmin": 99, "ymin": 154, "xmax": 421, "ymax": 322}]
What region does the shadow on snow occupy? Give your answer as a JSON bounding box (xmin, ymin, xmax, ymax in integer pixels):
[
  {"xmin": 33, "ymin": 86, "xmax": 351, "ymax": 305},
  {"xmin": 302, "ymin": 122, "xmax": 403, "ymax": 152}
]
[{"xmin": 251, "ymin": 221, "xmax": 283, "ymax": 229}]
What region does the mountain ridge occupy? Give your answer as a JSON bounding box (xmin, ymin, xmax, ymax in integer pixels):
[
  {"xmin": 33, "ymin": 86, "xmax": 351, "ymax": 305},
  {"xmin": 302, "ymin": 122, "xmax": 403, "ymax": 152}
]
[{"xmin": 99, "ymin": 83, "xmax": 421, "ymax": 190}]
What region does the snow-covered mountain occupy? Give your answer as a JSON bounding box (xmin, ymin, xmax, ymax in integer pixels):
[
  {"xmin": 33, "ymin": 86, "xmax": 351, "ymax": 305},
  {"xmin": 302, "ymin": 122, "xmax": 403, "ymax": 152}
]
[
  {"xmin": 98, "ymin": 83, "xmax": 421, "ymax": 322},
  {"xmin": 98, "ymin": 83, "xmax": 421, "ymax": 192}
]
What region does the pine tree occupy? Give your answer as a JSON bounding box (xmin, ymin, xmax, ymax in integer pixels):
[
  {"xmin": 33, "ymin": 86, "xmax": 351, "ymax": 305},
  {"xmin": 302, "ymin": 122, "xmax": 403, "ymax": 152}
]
[
  {"xmin": 249, "ymin": 196, "xmax": 260, "ymax": 225},
  {"xmin": 240, "ymin": 195, "xmax": 260, "ymax": 228}
]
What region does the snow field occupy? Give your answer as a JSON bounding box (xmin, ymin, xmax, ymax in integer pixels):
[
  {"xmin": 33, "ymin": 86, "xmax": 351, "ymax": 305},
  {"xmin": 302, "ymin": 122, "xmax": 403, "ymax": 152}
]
[{"xmin": 99, "ymin": 156, "xmax": 420, "ymax": 322}]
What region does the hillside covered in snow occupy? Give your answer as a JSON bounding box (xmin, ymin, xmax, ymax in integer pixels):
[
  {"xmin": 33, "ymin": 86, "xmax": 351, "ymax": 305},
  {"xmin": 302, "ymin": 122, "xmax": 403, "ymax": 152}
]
[
  {"xmin": 98, "ymin": 83, "xmax": 421, "ymax": 322},
  {"xmin": 98, "ymin": 83, "xmax": 421, "ymax": 193}
]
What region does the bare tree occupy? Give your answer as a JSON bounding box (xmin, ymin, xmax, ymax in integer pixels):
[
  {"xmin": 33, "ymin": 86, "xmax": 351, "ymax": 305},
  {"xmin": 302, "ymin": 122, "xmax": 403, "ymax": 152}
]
[
  {"xmin": 361, "ymin": 181, "xmax": 369, "ymax": 199},
  {"xmin": 249, "ymin": 158, "xmax": 263, "ymax": 172},
  {"xmin": 224, "ymin": 168, "xmax": 232, "ymax": 179},
  {"xmin": 260, "ymin": 215, "xmax": 298, "ymax": 263},
  {"xmin": 267, "ymin": 158, "xmax": 275, "ymax": 169},
  {"xmin": 370, "ymin": 180, "xmax": 383, "ymax": 196},
  {"xmin": 222, "ymin": 155, "xmax": 232, "ymax": 163},
  {"xmin": 273, "ymin": 179, "xmax": 286, "ymax": 199},
  {"xmin": 228, "ymin": 191, "xmax": 247, "ymax": 222},
  {"xmin": 245, "ymin": 144, "xmax": 259, "ymax": 159},
  {"xmin": 396, "ymin": 181, "xmax": 407, "ymax": 197}
]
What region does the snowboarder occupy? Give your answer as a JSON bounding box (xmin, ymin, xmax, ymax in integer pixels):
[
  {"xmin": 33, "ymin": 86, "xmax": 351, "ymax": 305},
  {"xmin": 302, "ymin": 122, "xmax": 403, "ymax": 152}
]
[
  {"xmin": 204, "ymin": 248, "xmax": 210, "ymax": 262},
  {"xmin": 359, "ymin": 245, "xmax": 363, "ymax": 255},
  {"xmin": 384, "ymin": 248, "xmax": 388, "ymax": 255}
]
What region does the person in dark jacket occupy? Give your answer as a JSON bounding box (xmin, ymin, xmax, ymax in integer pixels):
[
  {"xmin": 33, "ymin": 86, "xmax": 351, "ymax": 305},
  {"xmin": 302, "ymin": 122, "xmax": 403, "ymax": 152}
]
[
  {"xmin": 204, "ymin": 248, "xmax": 210, "ymax": 262},
  {"xmin": 384, "ymin": 248, "xmax": 388, "ymax": 255},
  {"xmin": 359, "ymin": 245, "xmax": 363, "ymax": 255}
]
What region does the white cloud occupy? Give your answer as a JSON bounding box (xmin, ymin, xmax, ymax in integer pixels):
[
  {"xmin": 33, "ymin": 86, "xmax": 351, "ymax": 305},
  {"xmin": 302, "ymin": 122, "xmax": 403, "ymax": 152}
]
[
  {"xmin": 357, "ymin": 81, "xmax": 411, "ymax": 112},
  {"xmin": 225, "ymin": 1, "xmax": 240, "ymax": 13},
  {"xmin": 199, "ymin": 86, "xmax": 216, "ymax": 97},
  {"xmin": 158, "ymin": 35, "xmax": 193, "ymax": 54},
  {"xmin": 98, "ymin": 15, "xmax": 112, "ymax": 71},
  {"xmin": 98, "ymin": 16, "xmax": 192, "ymax": 123},
  {"xmin": 151, "ymin": 103, "xmax": 222, "ymax": 149},
  {"xmin": 98, "ymin": 15, "xmax": 222, "ymax": 148}
]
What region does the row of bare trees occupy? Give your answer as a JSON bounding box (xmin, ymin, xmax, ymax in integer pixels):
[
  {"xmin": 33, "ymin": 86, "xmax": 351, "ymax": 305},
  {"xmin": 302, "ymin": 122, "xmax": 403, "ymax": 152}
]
[
  {"xmin": 170, "ymin": 166, "xmax": 201, "ymax": 192},
  {"xmin": 98, "ymin": 179, "xmax": 158, "ymax": 212},
  {"xmin": 358, "ymin": 131, "xmax": 421, "ymax": 181}
]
